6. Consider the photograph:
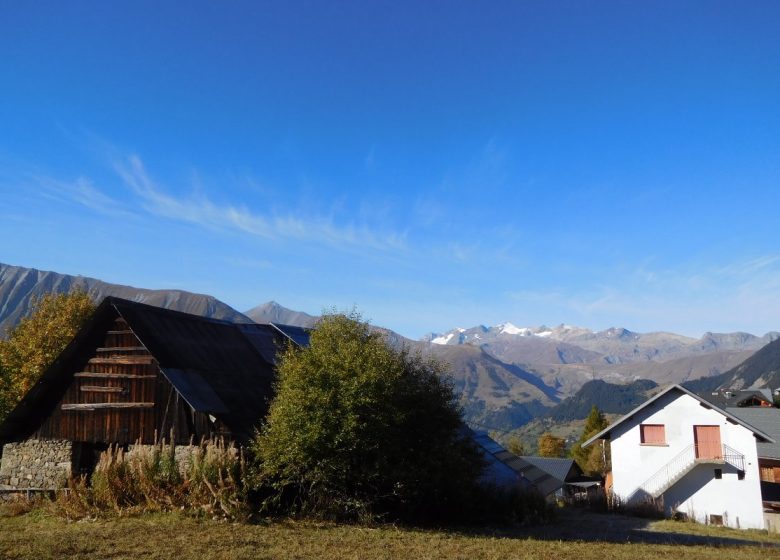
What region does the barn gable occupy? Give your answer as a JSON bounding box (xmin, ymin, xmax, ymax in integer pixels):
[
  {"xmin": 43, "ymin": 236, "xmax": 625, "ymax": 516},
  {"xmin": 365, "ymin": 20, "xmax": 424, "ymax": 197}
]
[{"xmin": 0, "ymin": 297, "xmax": 306, "ymax": 449}]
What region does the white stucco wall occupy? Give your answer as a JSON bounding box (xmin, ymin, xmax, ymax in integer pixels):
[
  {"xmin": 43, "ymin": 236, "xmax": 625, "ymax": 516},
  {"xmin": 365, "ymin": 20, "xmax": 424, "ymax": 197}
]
[{"xmin": 609, "ymin": 390, "xmax": 765, "ymax": 530}]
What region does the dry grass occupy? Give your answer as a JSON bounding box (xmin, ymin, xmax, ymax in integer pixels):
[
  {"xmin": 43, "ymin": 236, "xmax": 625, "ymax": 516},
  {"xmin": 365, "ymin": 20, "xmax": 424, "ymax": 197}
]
[{"xmin": 0, "ymin": 509, "xmax": 778, "ymax": 560}]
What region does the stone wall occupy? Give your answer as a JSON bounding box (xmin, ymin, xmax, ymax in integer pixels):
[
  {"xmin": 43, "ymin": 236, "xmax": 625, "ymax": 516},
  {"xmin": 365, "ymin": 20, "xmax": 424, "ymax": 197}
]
[{"xmin": 0, "ymin": 439, "xmax": 73, "ymax": 489}]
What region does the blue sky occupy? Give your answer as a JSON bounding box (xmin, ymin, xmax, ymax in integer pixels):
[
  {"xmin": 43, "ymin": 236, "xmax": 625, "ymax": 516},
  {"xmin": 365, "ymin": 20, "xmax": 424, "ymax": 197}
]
[{"xmin": 1, "ymin": 1, "xmax": 779, "ymax": 338}]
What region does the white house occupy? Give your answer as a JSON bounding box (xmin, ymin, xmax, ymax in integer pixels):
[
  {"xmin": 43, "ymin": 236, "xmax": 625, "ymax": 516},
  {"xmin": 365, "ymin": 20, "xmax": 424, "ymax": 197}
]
[{"xmin": 584, "ymin": 384, "xmax": 775, "ymax": 530}]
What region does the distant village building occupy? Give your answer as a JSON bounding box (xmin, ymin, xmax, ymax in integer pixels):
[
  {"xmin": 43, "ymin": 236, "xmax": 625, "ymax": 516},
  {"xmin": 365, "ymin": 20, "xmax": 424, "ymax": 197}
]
[{"xmin": 585, "ymin": 384, "xmax": 780, "ymax": 530}]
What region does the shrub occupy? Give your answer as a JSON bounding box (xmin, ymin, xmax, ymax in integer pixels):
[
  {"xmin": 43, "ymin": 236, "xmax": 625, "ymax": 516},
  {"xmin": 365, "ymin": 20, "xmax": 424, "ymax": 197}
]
[{"xmin": 252, "ymin": 311, "xmax": 485, "ymax": 523}]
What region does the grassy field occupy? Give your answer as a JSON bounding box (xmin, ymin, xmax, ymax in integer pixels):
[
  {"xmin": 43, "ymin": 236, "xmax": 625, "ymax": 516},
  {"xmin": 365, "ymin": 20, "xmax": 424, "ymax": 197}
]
[{"xmin": 0, "ymin": 508, "xmax": 778, "ymax": 560}]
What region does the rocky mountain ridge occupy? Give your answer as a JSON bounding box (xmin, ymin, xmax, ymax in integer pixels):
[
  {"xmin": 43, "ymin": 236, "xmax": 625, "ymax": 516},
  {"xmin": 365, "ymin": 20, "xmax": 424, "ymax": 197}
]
[
  {"xmin": 0, "ymin": 263, "xmax": 251, "ymax": 337},
  {"xmin": 244, "ymin": 301, "xmax": 319, "ymax": 328},
  {"xmin": 423, "ymin": 322, "xmax": 778, "ymax": 365}
]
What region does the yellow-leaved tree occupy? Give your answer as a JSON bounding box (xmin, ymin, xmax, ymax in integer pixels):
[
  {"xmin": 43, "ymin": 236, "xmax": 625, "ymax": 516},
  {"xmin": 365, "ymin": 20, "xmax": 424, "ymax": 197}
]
[
  {"xmin": 537, "ymin": 432, "xmax": 566, "ymax": 458},
  {"xmin": 0, "ymin": 291, "xmax": 95, "ymax": 421}
]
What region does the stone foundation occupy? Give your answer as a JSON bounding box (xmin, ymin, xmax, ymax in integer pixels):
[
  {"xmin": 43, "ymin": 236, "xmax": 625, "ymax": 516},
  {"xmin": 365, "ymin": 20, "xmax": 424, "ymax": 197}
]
[{"xmin": 0, "ymin": 440, "xmax": 73, "ymax": 490}]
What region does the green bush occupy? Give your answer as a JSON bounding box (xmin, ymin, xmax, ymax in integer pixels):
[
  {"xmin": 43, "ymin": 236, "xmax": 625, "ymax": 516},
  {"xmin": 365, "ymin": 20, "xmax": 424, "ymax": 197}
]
[{"xmin": 252, "ymin": 311, "xmax": 486, "ymax": 523}]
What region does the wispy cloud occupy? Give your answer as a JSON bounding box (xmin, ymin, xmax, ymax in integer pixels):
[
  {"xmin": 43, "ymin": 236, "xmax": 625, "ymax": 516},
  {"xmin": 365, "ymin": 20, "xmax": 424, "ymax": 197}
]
[
  {"xmin": 715, "ymin": 255, "xmax": 780, "ymax": 276},
  {"xmin": 35, "ymin": 175, "xmax": 135, "ymax": 218},
  {"xmin": 113, "ymin": 155, "xmax": 408, "ymax": 252}
]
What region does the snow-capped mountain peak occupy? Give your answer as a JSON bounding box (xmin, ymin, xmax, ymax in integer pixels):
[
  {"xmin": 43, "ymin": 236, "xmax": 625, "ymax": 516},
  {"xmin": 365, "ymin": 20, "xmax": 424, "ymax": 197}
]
[
  {"xmin": 431, "ymin": 332, "xmax": 455, "ymax": 345},
  {"xmin": 499, "ymin": 322, "xmax": 531, "ymax": 336}
]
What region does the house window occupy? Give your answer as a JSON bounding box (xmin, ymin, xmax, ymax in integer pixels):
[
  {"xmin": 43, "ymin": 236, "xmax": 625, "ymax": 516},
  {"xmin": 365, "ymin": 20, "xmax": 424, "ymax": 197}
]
[
  {"xmin": 640, "ymin": 424, "xmax": 666, "ymax": 445},
  {"xmin": 714, "ymin": 468, "xmax": 722, "ymax": 479}
]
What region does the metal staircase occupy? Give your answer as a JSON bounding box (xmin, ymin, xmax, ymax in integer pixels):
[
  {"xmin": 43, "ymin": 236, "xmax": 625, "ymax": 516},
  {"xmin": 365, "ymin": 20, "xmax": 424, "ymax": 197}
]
[{"xmin": 636, "ymin": 444, "xmax": 745, "ymax": 499}]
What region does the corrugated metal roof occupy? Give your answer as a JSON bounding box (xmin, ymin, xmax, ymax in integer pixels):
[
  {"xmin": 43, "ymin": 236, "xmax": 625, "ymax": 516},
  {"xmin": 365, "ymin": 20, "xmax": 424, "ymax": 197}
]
[
  {"xmin": 110, "ymin": 298, "xmax": 281, "ymax": 441},
  {"xmin": 161, "ymin": 368, "xmax": 229, "ymax": 415},
  {"xmin": 726, "ymin": 407, "xmax": 780, "ymax": 460},
  {"xmin": 517, "ymin": 456, "xmax": 579, "ymax": 483},
  {"xmin": 270, "ymin": 323, "xmax": 311, "ymax": 347},
  {"xmin": 236, "ymin": 323, "xmax": 286, "ymax": 364}
]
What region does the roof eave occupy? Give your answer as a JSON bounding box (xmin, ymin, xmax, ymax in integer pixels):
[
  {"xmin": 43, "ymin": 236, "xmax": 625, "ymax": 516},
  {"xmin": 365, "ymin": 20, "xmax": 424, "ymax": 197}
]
[{"xmin": 582, "ymin": 384, "xmax": 776, "ymax": 448}]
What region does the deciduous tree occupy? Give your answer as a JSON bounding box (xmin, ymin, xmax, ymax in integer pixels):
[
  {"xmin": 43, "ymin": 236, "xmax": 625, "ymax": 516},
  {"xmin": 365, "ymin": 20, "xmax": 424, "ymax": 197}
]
[
  {"xmin": 253, "ymin": 311, "xmax": 484, "ymax": 521},
  {"xmin": 505, "ymin": 435, "xmax": 526, "ymax": 456},
  {"xmin": 537, "ymin": 433, "xmax": 566, "ymax": 458},
  {"xmin": 0, "ymin": 291, "xmax": 95, "ymax": 421}
]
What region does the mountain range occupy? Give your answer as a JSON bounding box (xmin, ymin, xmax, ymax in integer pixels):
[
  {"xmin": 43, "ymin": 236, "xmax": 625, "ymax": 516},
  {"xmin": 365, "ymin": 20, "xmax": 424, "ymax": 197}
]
[
  {"xmin": 244, "ymin": 301, "xmax": 319, "ymax": 328},
  {"xmin": 0, "ymin": 263, "xmax": 250, "ymax": 337},
  {"xmin": 422, "ymin": 322, "xmax": 777, "ymax": 402},
  {"xmin": 1, "ymin": 261, "xmax": 777, "ymax": 437},
  {"xmin": 424, "ymin": 322, "xmax": 777, "ymax": 365}
]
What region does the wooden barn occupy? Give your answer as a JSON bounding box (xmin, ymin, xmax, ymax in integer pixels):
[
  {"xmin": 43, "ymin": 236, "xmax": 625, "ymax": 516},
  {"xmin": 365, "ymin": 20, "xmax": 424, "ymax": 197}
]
[{"xmin": 0, "ymin": 297, "xmax": 308, "ymax": 490}]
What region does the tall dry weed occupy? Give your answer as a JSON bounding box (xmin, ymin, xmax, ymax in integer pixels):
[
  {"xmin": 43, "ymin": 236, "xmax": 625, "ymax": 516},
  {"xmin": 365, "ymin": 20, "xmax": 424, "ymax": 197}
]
[{"xmin": 52, "ymin": 438, "xmax": 248, "ymax": 520}]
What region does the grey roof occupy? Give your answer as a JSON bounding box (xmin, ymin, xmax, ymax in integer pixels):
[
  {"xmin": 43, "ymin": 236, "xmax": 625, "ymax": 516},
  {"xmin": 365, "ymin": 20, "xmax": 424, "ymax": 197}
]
[
  {"xmin": 517, "ymin": 456, "xmax": 580, "ymax": 483},
  {"xmin": 726, "ymin": 407, "xmax": 780, "ymax": 460},
  {"xmin": 502, "ymin": 456, "xmax": 582, "ymax": 496},
  {"xmin": 583, "ymin": 384, "xmax": 776, "ymax": 448},
  {"xmin": 701, "ymin": 389, "xmax": 774, "ymax": 409}
]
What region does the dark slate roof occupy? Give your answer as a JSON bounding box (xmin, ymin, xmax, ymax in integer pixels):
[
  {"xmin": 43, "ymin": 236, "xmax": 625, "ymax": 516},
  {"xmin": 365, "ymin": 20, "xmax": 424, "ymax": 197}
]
[
  {"xmin": 726, "ymin": 407, "xmax": 780, "ymax": 460},
  {"xmin": 0, "ymin": 297, "xmax": 309, "ymax": 445},
  {"xmin": 268, "ymin": 324, "xmax": 311, "ymax": 347},
  {"xmin": 583, "ymin": 384, "xmax": 775, "ymax": 448},
  {"xmin": 701, "ymin": 389, "xmax": 774, "ymax": 409}
]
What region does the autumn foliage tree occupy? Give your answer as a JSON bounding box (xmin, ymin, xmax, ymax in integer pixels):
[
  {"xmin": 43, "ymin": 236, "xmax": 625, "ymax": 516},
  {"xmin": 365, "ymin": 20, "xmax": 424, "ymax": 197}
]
[
  {"xmin": 252, "ymin": 311, "xmax": 484, "ymax": 522},
  {"xmin": 537, "ymin": 433, "xmax": 566, "ymax": 458},
  {"xmin": 0, "ymin": 291, "xmax": 95, "ymax": 421},
  {"xmin": 504, "ymin": 435, "xmax": 526, "ymax": 456}
]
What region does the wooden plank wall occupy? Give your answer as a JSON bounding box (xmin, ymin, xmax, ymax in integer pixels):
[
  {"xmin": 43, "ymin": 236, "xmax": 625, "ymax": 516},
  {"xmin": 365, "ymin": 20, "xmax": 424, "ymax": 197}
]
[{"xmin": 35, "ymin": 317, "xmax": 195, "ymax": 445}]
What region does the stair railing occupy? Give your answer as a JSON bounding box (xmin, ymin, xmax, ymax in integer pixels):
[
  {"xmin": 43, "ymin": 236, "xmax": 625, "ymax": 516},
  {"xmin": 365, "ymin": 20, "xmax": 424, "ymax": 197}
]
[
  {"xmin": 721, "ymin": 444, "xmax": 745, "ymax": 473},
  {"xmin": 635, "ymin": 443, "xmax": 747, "ymax": 499},
  {"xmin": 638, "ymin": 444, "xmax": 696, "ymax": 498}
]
